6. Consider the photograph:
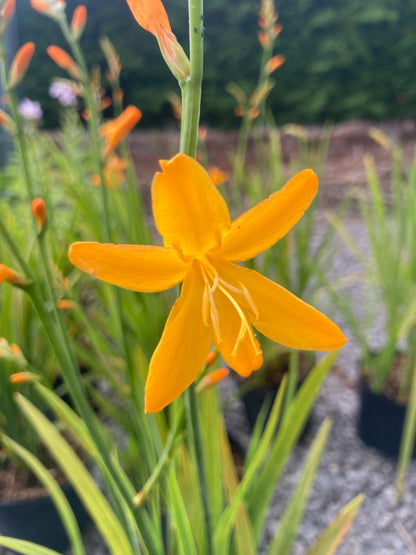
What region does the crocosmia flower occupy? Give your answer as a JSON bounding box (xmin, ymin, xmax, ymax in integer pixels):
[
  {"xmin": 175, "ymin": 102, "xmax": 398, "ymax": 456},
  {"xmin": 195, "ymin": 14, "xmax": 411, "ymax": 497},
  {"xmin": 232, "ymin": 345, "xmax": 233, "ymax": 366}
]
[{"xmin": 69, "ymin": 154, "xmax": 346, "ymax": 412}]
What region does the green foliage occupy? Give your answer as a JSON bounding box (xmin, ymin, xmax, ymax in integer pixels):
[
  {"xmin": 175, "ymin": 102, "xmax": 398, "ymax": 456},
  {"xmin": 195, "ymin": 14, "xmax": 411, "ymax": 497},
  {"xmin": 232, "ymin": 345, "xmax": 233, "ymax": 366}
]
[{"xmin": 16, "ymin": 0, "xmax": 416, "ymax": 127}]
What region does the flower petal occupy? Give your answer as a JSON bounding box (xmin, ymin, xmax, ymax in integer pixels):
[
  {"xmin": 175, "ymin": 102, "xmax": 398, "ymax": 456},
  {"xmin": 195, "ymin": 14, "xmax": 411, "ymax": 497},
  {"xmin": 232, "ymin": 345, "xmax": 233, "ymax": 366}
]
[
  {"xmin": 69, "ymin": 242, "xmax": 188, "ymax": 292},
  {"xmin": 211, "ymin": 282, "xmax": 263, "ymax": 377},
  {"xmin": 145, "ymin": 263, "xmax": 212, "ymax": 412},
  {"xmin": 152, "ymin": 153, "xmax": 231, "ymax": 259},
  {"xmin": 219, "ymin": 262, "xmax": 347, "ymax": 351},
  {"xmin": 217, "ymin": 169, "xmax": 318, "ymax": 262},
  {"xmin": 125, "ymin": 0, "xmax": 172, "ymax": 37}
]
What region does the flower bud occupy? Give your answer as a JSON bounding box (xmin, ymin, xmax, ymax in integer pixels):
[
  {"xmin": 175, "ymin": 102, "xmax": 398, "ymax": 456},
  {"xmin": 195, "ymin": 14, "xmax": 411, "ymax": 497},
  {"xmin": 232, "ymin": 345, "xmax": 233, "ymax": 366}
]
[
  {"xmin": 9, "ymin": 42, "xmax": 36, "ymax": 89},
  {"xmin": 71, "ymin": 5, "xmax": 87, "ymax": 40},
  {"xmin": 47, "ymin": 45, "xmax": 82, "ymax": 80},
  {"xmin": 31, "ymin": 197, "xmax": 47, "ymax": 229},
  {"xmin": 196, "ymin": 367, "xmax": 229, "ymax": 392}
]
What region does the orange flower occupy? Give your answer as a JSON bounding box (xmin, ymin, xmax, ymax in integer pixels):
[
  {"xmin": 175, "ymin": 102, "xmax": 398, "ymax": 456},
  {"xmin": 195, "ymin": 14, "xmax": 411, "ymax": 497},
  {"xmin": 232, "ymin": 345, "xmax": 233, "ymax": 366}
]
[
  {"xmin": 208, "ymin": 166, "xmax": 230, "ymax": 187},
  {"xmin": 70, "ymin": 5, "xmax": 87, "ymax": 39},
  {"xmin": 196, "ymin": 367, "xmax": 230, "ymax": 393},
  {"xmin": 91, "ymin": 153, "xmax": 129, "ymax": 188},
  {"xmin": 100, "ymin": 105, "xmax": 141, "ymax": 156},
  {"xmin": 47, "ymin": 45, "xmax": 82, "ymax": 80},
  {"xmin": 125, "ymin": 0, "xmax": 190, "ymax": 82},
  {"xmin": 265, "ymin": 54, "xmax": 285, "ymax": 74},
  {"xmin": 9, "ymin": 42, "xmax": 35, "ymax": 88},
  {"xmin": 31, "ymin": 197, "xmax": 47, "ymax": 228},
  {"xmin": 69, "ymin": 154, "xmax": 346, "ymax": 413}
]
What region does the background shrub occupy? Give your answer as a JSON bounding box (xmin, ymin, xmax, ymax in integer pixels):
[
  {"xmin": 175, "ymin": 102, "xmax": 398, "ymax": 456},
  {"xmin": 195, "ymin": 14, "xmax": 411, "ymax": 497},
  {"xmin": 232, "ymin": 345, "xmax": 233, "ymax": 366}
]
[{"xmin": 15, "ymin": 0, "xmax": 416, "ymax": 127}]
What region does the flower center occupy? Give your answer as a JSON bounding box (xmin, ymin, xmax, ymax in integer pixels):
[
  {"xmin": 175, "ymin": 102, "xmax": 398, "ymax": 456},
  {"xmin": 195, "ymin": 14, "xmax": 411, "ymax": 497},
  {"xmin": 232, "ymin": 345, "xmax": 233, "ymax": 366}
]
[{"xmin": 198, "ymin": 259, "xmax": 260, "ymax": 357}]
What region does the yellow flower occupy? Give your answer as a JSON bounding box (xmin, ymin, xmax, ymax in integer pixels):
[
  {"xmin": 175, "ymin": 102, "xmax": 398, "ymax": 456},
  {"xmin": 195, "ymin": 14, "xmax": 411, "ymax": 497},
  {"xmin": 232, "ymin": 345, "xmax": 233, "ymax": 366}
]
[{"xmin": 69, "ymin": 154, "xmax": 346, "ymax": 413}]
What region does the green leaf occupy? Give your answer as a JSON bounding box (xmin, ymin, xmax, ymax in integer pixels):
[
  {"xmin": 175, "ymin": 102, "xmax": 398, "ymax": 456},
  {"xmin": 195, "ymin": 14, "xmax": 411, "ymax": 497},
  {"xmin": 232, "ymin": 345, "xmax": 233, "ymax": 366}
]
[
  {"xmin": 266, "ymin": 419, "xmax": 332, "ymax": 555},
  {"xmin": 15, "ymin": 394, "xmax": 134, "ymax": 555},
  {"xmin": 0, "ymin": 537, "xmax": 60, "ymax": 555},
  {"xmin": 307, "ymin": 494, "xmax": 364, "ymax": 555},
  {"xmin": 397, "ymin": 359, "xmax": 416, "ymax": 497},
  {"xmin": 0, "ymin": 434, "xmax": 85, "ymax": 555}
]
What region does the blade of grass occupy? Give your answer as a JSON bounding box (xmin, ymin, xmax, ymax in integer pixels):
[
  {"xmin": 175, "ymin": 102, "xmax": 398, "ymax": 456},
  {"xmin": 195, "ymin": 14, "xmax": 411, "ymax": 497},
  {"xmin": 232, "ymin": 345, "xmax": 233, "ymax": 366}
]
[
  {"xmin": 1, "ymin": 434, "xmax": 85, "ymax": 555},
  {"xmin": 0, "ymin": 538, "xmax": 60, "ymax": 555},
  {"xmin": 307, "ymin": 494, "xmax": 364, "ymax": 555},
  {"xmin": 266, "ymin": 418, "xmax": 332, "ymax": 555},
  {"xmin": 15, "ymin": 393, "xmax": 134, "ymax": 555},
  {"xmin": 396, "ymin": 358, "xmax": 416, "ymax": 497}
]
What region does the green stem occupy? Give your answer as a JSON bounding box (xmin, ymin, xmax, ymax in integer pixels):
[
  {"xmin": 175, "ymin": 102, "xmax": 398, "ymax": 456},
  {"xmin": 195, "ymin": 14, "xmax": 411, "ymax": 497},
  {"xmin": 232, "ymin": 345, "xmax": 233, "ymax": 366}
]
[
  {"xmin": 283, "ymin": 350, "xmax": 299, "ymax": 417},
  {"xmin": 185, "ymin": 386, "xmax": 214, "ymax": 555},
  {"xmin": 180, "ymin": 0, "xmax": 204, "ymax": 157}
]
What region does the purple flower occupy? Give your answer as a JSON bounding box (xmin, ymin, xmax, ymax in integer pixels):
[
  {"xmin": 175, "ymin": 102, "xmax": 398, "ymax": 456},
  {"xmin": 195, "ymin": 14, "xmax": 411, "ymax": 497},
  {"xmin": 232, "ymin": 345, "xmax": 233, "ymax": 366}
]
[
  {"xmin": 18, "ymin": 98, "xmax": 43, "ymax": 121},
  {"xmin": 49, "ymin": 81, "xmax": 77, "ymax": 107}
]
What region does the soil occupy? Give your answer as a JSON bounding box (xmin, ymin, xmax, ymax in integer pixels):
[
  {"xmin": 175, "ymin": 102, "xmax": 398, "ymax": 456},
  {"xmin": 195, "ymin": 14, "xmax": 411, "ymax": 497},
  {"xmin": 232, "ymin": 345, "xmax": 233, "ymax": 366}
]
[
  {"xmin": 127, "ymin": 119, "xmax": 416, "ymax": 211},
  {"xmin": 0, "ymin": 448, "xmax": 67, "ymax": 502}
]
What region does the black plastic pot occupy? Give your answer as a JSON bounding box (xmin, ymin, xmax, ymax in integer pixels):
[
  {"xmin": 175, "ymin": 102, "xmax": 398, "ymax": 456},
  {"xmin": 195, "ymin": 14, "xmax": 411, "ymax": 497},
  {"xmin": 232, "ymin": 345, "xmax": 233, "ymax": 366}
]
[
  {"xmin": 241, "ymin": 385, "xmax": 312, "ymax": 440},
  {"xmin": 357, "ymin": 378, "xmax": 416, "ymax": 459},
  {"xmin": 0, "ymin": 481, "xmax": 90, "ymax": 553}
]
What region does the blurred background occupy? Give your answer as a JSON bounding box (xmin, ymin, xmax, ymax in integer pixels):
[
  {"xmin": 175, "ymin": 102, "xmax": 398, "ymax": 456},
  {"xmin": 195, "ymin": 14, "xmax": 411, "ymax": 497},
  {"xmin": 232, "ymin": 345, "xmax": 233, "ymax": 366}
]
[{"xmin": 14, "ymin": 0, "xmax": 416, "ymax": 128}]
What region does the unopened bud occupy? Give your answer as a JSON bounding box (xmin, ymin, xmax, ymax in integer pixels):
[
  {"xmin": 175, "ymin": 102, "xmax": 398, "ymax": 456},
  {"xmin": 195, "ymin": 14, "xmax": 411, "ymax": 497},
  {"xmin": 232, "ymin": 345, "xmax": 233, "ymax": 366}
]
[
  {"xmin": 10, "ymin": 371, "xmax": 38, "ymax": 384},
  {"xmin": 9, "ymin": 42, "xmax": 36, "ymax": 88},
  {"xmin": 47, "ymin": 45, "xmax": 82, "ymax": 80},
  {"xmin": 196, "ymin": 367, "xmax": 229, "ymax": 393},
  {"xmin": 205, "ymin": 351, "xmax": 217, "ymax": 366},
  {"xmin": 0, "ymin": 0, "xmax": 16, "ymax": 34},
  {"xmin": 56, "ymin": 299, "xmax": 75, "ymax": 310},
  {"xmin": 70, "ymin": 5, "xmax": 87, "ymax": 40},
  {"xmin": 0, "ymin": 264, "xmax": 31, "ymax": 288},
  {"xmin": 265, "ymin": 54, "xmax": 285, "ymax": 74},
  {"xmin": 31, "ymin": 197, "xmax": 47, "ymax": 229}
]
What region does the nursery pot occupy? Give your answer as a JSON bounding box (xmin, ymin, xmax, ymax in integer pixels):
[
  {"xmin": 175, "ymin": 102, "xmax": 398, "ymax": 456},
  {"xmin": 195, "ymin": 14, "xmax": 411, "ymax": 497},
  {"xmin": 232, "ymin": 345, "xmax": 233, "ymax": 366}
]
[
  {"xmin": 0, "ymin": 481, "xmax": 90, "ymax": 553},
  {"xmin": 357, "ymin": 377, "xmax": 416, "ymax": 459},
  {"xmin": 238, "ymin": 351, "xmax": 315, "ymax": 437}
]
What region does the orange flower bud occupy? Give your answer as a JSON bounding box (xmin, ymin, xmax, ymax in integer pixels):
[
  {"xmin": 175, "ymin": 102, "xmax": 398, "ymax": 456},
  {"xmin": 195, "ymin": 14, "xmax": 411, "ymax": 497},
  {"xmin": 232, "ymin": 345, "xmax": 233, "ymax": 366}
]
[
  {"xmin": 258, "ymin": 30, "xmax": 270, "ymax": 48},
  {"xmin": 125, "ymin": 0, "xmax": 190, "ymax": 82},
  {"xmin": 10, "ymin": 343, "xmax": 22, "ymax": 356},
  {"xmin": 273, "ymin": 23, "xmax": 282, "ymax": 37},
  {"xmin": 30, "ymin": 0, "xmax": 65, "ymax": 16},
  {"xmin": 70, "ymin": 5, "xmax": 87, "ymax": 39},
  {"xmin": 101, "ymin": 105, "xmax": 142, "ymax": 155},
  {"xmin": 0, "ymin": 108, "xmax": 14, "ymax": 132},
  {"xmin": 31, "ymin": 197, "xmax": 47, "ymax": 228},
  {"xmin": 205, "ymin": 351, "xmax": 217, "ymax": 366},
  {"xmin": 248, "ymin": 107, "xmax": 260, "ymax": 120},
  {"xmin": 1, "ymin": 0, "xmax": 15, "ymax": 24},
  {"xmin": 9, "ymin": 372, "xmax": 36, "ymax": 384},
  {"xmin": 56, "ymin": 299, "xmax": 75, "ymax": 310},
  {"xmin": 196, "ymin": 367, "xmax": 229, "ymax": 393},
  {"xmin": 47, "ymin": 45, "xmax": 82, "ymax": 80},
  {"xmin": 208, "ymin": 166, "xmax": 230, "ymax": 187},
  {"xmin": 265, "ymin": 54, "xmax": 285, "ymax": 74},
  {"xmin": 0, "ymin": 263, "xmax": 19, "ymax": 285},
  {"xmin": 9, "ymin": 42, "xmax": 36, "ymax": 88},
  {"xmin": 234, "ymin": 105, "xmax": 245, "ymax": 118}
]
